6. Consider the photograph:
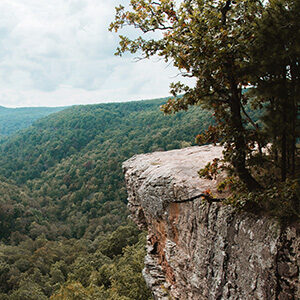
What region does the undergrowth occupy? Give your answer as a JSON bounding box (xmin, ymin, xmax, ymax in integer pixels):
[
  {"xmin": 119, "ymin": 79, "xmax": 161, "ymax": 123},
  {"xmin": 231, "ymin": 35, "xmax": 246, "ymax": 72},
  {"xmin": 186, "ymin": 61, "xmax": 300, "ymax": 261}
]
[{"xmin": 199, "ymin": 155, "xmax": 300, "ymax": 225}]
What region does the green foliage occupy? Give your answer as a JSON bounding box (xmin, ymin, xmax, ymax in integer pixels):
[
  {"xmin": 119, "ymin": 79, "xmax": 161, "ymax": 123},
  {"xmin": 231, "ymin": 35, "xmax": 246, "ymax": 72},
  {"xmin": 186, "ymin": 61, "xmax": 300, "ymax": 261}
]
[
  {"xmin": 198, "ymin": 158, "xmax": 221, "ymax": 180},
  {"xmin": 216, "ymin": 169, "xmax": 300, "ymax": 223},
  {"xmin": 107, "ymin": 234, "xmax": 152, "ymax": 300},
  {"xmin": 98, "ymin": 224, "xmax": 140, "ymax": 258},
  {"xmin": 0, "ymin": 224, "xmax": 151, "ymax": 299},
  {"xmin": 50, "ymin": 233, "xmax": 151, "ymax": 300}
]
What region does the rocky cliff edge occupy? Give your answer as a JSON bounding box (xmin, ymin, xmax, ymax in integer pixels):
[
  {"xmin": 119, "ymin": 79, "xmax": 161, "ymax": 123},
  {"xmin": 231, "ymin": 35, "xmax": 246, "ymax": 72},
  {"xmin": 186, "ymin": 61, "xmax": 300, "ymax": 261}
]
[{"xmin": 122, "ymin": 145, "xmax": 300, "ymax": 300}]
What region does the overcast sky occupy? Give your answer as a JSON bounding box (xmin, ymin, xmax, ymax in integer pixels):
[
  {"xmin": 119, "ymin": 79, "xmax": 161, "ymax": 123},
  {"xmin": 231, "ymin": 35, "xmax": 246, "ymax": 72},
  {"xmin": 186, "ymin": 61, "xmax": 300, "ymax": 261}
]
[{"xmin": 0, "ymin": 0, "xmax": 193, "ymax": 107}]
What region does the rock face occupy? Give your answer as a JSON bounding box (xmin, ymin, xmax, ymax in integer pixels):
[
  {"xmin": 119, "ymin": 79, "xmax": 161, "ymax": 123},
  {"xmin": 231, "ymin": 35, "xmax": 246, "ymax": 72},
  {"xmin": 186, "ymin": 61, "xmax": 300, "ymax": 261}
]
[{"xmin": 122, "ymin": 146, "xmax": 300, "ymax": 300}]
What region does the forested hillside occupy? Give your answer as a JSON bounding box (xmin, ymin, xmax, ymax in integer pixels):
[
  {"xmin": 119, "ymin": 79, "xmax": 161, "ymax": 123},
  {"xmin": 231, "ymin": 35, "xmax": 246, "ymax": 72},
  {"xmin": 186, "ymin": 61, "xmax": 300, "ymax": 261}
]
[
  {"xmin": 0, "ymin": 106, "xmax": 65, "ymax": 139},
  {"xmin": 0, "ymin": 98, "xmax": 213, "ymax": 299}
]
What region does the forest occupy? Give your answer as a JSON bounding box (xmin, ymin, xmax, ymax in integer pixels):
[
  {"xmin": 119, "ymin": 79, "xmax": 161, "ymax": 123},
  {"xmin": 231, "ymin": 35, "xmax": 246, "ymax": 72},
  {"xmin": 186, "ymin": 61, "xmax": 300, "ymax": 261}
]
[{"xmin": 0, "ymin": 97, "xmax": 215, "ymax": 299}]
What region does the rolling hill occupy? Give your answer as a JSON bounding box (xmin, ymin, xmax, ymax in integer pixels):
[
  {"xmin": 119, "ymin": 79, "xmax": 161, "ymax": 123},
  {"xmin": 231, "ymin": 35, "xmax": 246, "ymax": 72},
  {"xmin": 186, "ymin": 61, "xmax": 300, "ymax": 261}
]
[{"xmin": 0, "ymin": 97, "xmax": 214, "ymax": 299}]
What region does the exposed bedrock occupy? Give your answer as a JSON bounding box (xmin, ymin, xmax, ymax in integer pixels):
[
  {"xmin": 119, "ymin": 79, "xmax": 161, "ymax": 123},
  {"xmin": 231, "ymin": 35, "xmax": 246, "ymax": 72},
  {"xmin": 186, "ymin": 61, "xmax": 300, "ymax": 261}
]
[{"xmin": 122, "ymin": 146, "xmax": 300, "ymax": 300}]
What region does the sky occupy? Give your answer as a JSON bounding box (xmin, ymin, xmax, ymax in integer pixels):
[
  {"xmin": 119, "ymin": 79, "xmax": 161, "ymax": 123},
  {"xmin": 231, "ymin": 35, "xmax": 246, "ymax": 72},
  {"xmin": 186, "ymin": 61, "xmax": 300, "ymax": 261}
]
[{"xmin": 0, "ymin": 0, "xmax": 193, "ymax": 108}]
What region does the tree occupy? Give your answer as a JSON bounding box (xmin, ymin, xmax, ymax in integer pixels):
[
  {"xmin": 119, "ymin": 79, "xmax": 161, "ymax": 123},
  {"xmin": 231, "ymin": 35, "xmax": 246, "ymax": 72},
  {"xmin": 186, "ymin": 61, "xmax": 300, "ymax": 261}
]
[
  {"xmin": 108, "ymin": 235, "xmax": 152, "ymax": 300},
  {"xmin": 10, "ymin": 279, "xmax": 48, "ymax": 300},
  {"xmin": 110, "ymin": 0, "xmax": 264, "ymax": 191},
  {"xmin": 248, "ymin": 0, "xmax": 300, "ymax": 181}
]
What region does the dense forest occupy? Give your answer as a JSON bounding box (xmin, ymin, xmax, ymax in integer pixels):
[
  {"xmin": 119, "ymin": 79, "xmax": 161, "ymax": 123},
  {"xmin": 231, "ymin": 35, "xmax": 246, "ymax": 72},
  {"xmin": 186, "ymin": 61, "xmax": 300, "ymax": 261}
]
[{"xmin": 0, "ymin": 98, "xmax": 214, "ymax": 299}]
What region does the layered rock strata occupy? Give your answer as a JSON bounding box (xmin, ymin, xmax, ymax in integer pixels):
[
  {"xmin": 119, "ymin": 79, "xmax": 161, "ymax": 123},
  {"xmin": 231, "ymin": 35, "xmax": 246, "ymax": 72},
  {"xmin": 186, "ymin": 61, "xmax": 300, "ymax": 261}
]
[{"xmin": 123, "ymin": 145, "xmax": 300, "ymax": 300}]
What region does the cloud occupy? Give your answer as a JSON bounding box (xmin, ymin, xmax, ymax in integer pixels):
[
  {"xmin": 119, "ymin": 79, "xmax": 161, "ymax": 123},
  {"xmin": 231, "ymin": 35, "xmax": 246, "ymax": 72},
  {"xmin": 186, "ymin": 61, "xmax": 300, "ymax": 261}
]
[{"xmin": 0, "ymin": 0, "xmax": 194, "ymax": 107}]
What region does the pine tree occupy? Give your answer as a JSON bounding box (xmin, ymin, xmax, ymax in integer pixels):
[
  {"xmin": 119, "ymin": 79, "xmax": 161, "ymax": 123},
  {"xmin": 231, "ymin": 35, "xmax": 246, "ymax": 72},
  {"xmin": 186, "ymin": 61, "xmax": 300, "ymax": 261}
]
[{"xmin": 249, "ymin": 0, "xmax": 300, "ymax": 180}]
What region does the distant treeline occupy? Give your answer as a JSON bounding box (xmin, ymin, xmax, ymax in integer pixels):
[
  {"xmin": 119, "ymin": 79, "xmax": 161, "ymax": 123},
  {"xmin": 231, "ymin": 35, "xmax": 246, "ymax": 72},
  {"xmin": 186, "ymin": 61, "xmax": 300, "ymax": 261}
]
[{"xmin": 0, "ymin": 106, "xmax": 65, "ymax": 138}]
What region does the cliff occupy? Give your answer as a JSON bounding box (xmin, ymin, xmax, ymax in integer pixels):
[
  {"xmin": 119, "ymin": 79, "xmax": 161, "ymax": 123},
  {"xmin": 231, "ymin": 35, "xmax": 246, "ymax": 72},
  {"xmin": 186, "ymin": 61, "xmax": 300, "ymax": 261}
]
[{"xmin": 122, "ymin": 145, "xmax": 300, "ymax": 300}]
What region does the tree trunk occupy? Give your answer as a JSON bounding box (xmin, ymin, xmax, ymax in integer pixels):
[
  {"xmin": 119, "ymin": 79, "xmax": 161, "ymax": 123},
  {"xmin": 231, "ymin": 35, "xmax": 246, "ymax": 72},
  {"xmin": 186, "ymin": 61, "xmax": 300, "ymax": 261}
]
[
  {"xmin": 290, "ymin": 59, "xmax": 299, "ymax": 177},
  {"xmin": 280, "ymin": 67, "xmax": 288, "ymax": 182},
  {"xmin": 229, "ymin": 85, "xmax": 261, "ymax": 191},
  {"xmin": 281, "ymin": 125, "xmax": 287, "ymax": 181}
]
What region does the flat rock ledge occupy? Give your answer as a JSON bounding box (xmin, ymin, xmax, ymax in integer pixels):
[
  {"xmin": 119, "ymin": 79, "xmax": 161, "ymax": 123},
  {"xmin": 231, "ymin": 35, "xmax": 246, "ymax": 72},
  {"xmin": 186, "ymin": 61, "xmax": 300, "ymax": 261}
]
[{"xmin": 122, "ymin": 146, "xmax": 300, "ymax": 300}]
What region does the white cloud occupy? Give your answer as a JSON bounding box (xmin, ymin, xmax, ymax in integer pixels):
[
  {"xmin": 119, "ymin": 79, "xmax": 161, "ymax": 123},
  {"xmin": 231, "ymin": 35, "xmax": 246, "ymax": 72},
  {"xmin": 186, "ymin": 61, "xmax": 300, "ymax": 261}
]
[{"xmin": 0, "ymin": 0, "xmax": 194, "ymax": 107}]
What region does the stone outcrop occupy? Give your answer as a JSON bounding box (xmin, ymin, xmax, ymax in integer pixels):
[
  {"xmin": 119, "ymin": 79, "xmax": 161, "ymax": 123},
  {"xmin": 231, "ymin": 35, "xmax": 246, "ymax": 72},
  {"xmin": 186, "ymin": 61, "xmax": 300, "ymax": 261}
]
[{"xmin": 123, "ymin": 146, "xmax": 300, "ymax": 300}]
